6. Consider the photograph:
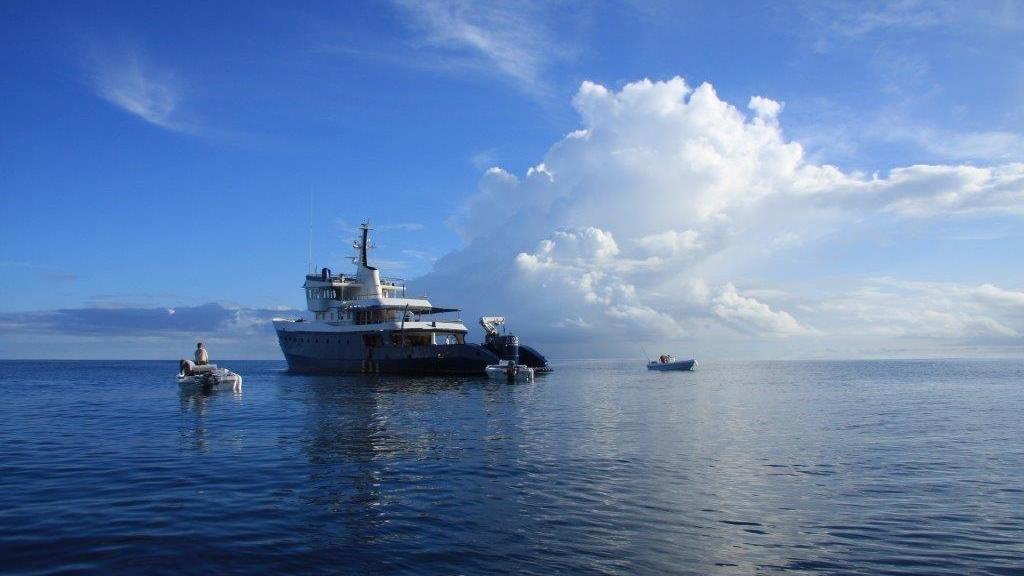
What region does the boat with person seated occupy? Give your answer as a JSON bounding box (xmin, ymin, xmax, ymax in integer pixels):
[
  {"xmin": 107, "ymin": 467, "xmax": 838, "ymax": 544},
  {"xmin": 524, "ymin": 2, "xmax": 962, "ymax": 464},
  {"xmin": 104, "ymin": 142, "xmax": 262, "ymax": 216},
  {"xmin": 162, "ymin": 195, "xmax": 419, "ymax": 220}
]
[
  {"xmin": 273, "ymin": 222, "xmax": 549, "ymax": 375},
  {"xmin": 178, "ymin": 360, "xmax": 243, "ymax": 391},
  {"xmin": 485, "ymin": 359, "xmax": 535, "ymax": 382},
  {"xmin": 647, "ymin": 355, "xmax": 697, "ymax": 371}
]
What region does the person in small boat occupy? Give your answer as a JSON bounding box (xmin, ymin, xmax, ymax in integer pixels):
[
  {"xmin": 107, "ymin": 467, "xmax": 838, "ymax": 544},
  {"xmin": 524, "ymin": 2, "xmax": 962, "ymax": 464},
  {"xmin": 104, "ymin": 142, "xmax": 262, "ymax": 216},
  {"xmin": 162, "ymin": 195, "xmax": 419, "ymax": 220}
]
[
  {"xmin": 505, "ymin": 359, "xmax": 519, "ymax": 381},
  {"xmin": 195, "ymin": 342, "xmax": 209, "ymax": 366},
  {"xmin": 659, "ymin": 354, "xmax": 669, "ymax": 364}
]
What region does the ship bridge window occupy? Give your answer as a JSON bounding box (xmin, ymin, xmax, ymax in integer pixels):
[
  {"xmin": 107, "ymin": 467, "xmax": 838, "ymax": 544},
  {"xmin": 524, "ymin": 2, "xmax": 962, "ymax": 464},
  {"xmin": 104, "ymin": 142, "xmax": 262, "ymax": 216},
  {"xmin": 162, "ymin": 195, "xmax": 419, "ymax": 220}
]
[
  {"xmin": 355, "ymin": 309, "xmax": 397, "ymax": 325},
  {"xmin": 306, "ymin": 287, "xmax": 338, "ymax": 300}
]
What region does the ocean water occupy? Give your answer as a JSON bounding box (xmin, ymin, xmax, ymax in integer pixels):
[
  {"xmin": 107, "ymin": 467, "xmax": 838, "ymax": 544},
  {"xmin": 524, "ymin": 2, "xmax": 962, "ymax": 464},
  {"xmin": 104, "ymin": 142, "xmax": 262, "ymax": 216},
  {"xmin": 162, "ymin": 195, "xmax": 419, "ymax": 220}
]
[{"xmin": 1, "ymin": 359, "xmax": 1022, "ymax": 575}]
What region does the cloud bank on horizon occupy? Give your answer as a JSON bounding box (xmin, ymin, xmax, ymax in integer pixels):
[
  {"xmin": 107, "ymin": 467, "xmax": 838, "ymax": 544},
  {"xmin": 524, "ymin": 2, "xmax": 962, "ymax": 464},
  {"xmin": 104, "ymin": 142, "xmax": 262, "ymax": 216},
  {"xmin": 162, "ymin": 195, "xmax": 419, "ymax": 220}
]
[
  {"xmin": 0, "ymin": 303, "xmax": 289, "ymax": 360},
  {"xmin": 415, "ymin": 76, "xmax": 1024, "ymax": 357}
]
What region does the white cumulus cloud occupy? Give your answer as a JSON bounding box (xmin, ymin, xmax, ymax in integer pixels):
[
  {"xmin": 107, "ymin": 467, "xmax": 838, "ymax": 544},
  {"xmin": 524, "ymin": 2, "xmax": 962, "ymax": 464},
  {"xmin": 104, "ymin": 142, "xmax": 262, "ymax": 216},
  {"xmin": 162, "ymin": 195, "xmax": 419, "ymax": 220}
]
[
  {"xmin": 415, "ymin": 76, "xmax": 1024, "ymax": 354},
  {"xmin": 712, "ymin": 283, "xmax": 814, "ymax": 336}
]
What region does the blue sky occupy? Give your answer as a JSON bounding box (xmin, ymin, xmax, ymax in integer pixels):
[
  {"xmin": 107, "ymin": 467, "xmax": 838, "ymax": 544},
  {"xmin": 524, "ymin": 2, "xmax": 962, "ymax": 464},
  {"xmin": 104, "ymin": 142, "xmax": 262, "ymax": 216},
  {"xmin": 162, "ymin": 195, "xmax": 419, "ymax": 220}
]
[{"xmin": 1, "ymin": 1, "xmax": 1023, "ymax": 359}]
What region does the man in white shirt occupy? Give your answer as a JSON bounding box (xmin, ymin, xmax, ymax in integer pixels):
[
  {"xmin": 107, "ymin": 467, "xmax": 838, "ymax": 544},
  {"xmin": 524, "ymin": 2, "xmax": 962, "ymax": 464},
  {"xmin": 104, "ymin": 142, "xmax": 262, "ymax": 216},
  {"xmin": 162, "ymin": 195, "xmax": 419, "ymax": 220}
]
[{"xmin": 195, "ymin": 342, "xmax": 209, "ymax": 365}]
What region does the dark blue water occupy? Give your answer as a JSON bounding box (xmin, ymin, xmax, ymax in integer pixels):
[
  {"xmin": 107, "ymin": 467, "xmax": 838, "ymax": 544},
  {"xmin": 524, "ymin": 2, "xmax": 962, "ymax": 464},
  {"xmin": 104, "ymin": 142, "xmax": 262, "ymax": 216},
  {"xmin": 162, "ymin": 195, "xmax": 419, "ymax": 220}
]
[{"xmin": 1, "ymin": 359, "xmax": 1022, "ymax": 575}]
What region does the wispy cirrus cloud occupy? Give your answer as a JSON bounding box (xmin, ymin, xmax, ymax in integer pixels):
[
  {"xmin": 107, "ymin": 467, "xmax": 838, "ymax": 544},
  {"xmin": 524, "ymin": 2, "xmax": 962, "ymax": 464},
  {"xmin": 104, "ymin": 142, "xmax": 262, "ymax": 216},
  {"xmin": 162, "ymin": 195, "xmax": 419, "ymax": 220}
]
[
  {"xmin": 807, "ymin": 0, "xmax": 1022, "ymax": 45},
  {"xmin": 874, "ymin": 122, "xmax": 1024, "ymax": 163},
  {"xmin": 789, "ymin": 1, "xmax": 1024, "ymax": 165},
  {"xmin": 825, "ymin": 0, "xmax": 951, "ymax": 37},
  {"xmin": 390, "ymin": 0, "xmax": 577, "ymax": 97},
  {"xmin": 87, "ymin": 47, "xmax": 191, "ymax": 133}
]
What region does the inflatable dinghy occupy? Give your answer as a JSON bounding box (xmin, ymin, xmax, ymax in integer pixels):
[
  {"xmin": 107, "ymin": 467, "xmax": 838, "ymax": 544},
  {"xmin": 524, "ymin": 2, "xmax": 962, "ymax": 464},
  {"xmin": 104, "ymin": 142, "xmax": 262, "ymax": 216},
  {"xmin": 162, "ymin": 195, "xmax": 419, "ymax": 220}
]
[{"xmin": 178, "ymin": 360, "xmax": 243, "ymax": 391}]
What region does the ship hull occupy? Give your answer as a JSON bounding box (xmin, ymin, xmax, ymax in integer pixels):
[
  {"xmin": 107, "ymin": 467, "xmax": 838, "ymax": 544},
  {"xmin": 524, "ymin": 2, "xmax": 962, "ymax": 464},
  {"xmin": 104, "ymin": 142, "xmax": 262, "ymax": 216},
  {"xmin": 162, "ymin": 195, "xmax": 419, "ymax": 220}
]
[{"xmin": 276, "ymin": 327, "xmax": 499, "ymax": 375}]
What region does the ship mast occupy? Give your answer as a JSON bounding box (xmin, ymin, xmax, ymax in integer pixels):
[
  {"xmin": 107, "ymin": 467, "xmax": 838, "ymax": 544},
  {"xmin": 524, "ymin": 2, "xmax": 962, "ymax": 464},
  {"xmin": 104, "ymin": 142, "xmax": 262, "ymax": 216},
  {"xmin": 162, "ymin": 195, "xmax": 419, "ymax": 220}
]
[
  {"xmin": 360, "ymin": 221, "xmax": 370, "ymax": 267},
  {"xmin": 354, "ymin": 221, "xmax": 382, "ymax": 298}
]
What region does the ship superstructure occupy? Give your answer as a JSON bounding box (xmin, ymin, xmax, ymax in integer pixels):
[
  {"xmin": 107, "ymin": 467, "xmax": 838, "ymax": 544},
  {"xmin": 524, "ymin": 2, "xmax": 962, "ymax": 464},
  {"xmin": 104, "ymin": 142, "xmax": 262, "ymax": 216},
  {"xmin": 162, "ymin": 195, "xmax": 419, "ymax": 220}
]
[{"xmin": 274, "ymin": 223, "xmax": 506, "ymax": 374}]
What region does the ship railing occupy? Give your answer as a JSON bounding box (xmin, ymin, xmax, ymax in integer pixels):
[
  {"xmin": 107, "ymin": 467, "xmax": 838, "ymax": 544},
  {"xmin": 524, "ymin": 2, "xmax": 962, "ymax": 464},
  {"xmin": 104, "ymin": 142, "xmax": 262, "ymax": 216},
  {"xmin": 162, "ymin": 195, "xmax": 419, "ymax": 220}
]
[
  {"xmin": 305, "ymin": 274, "xmax": 356, "ymax": 283},
  {"xmin": 353, "ymin": 315, "xmax": 464, "ymax": 326},
  {"xmin": 304, "ymin": 273, "xmax": 404, "ymax": 287},
  {"xmin": 380, "ymin": 277, "xmax": 407, "ymax": 292}
]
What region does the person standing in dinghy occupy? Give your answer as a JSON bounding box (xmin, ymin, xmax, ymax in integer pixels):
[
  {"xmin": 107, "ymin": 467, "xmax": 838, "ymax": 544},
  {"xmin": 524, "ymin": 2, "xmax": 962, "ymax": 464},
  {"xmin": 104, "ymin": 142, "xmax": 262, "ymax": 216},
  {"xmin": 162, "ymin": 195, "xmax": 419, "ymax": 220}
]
[{"xmin": 195, "ymin": 342, "xmax": 209, "ymax": 366}]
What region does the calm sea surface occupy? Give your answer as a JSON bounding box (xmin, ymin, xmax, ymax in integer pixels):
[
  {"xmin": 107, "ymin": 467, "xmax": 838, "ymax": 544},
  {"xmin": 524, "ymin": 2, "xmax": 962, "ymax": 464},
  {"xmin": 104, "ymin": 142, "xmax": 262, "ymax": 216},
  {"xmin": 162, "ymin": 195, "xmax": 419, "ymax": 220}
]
[{"xmin": 1, "ymin": 359, "xmax": 1022, "ymax": 575}]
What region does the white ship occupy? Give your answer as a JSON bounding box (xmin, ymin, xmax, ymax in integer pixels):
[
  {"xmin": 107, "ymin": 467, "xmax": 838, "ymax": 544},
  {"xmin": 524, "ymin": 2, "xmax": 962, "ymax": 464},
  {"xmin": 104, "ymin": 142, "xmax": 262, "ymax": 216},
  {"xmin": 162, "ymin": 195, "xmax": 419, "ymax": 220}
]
[{"xmin": 273, "ymin": 223, "xmax": 549, "ymax": 375}]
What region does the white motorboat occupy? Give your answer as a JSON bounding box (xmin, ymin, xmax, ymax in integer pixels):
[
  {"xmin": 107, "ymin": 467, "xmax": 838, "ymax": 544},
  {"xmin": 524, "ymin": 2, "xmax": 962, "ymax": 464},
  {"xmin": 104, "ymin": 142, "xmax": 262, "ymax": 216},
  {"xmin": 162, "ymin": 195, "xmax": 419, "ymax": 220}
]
[
  {"xmin": 647, "ymin": 356, "xmax": 697, "ymax": 371},
  {"xmin": 178, "ymin": 360, "xmax": 243, "ymax": 391},
  {"xmin": 485, "ymin": 360, "xmax": 534, "ymax": 382}
]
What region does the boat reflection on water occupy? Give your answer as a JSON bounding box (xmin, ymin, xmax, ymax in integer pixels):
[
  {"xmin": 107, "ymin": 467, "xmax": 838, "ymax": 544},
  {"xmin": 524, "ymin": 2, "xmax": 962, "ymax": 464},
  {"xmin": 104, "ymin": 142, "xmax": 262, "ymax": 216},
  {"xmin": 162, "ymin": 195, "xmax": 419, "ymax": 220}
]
[
  {"xmin": 286, "ymin": 372, "xmax": 533, "ymax": 552},
  {"xmin": 178, "ymin": 383, "xmax": 243, "ymax": 453},
  {"xmin": 172, "ymin": 365, "xmax": 539, "ymax": 562}
]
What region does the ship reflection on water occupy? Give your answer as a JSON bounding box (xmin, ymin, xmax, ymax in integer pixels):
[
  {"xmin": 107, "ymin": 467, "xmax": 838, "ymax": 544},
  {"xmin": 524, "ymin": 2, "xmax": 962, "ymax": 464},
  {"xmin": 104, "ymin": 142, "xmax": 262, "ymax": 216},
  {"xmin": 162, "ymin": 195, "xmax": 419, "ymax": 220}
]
[{"xmin": 288, "ymin": 373, "xmax": 533, "ymax": 553}]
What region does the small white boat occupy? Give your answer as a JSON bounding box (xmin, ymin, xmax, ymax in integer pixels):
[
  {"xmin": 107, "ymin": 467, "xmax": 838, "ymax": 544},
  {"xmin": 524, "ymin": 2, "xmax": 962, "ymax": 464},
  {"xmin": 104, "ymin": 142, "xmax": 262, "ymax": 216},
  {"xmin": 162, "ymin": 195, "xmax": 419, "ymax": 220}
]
[
  {"xmin": 178, "ymin": 360, "xmax": 243, "ymax": 391},
  {"xmin": 485, "ymin": 360, "xmax": 534, "ymax": 382},
  {"xmin": 647, "ymin": 356, "xmax": 697, "ymax": 371}
]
